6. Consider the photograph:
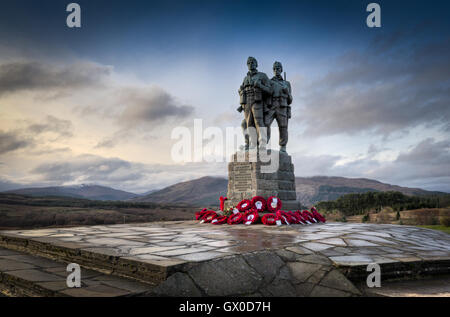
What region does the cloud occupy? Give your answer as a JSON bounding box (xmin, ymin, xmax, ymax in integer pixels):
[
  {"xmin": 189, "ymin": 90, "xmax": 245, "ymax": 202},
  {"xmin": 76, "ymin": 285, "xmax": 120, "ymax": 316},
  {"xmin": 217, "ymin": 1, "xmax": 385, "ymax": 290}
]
[
  {"xmin": 297, "ymin": 36, "xmax": 450, "ymax": 137},
  {"xmin": 29, "ymin": 154, "xmax": 226, "ymax": 193},
  {"xmin": 0, "ymin": 130, "xmax": 31, "ymax": 154},
  {"xmin": 27, "ymin": 115, "xmax": 73, "ymax": 138},
  {"xmin": 0, "ymin": 115, "xmax": 73, "ymax": 155},
  {"xmin": 0, "ymin": 60, "xmax": 112, "ymax": 96},
  {"xmin": 291, "ymin": 138, "xmax": 450, "ymax": 192},
  {"xmin": 374, "ymin": 138, "xmax": 450, "ymax": 185},
  {"xmin": 0, "ymin": 178, "xmax": 24, "ymax": 191},
  {"xmin": 89, "ymin": 86, "xmax": 196, "ymax": 148},
  {"xmin": 117, "ymin": 86, "xmax": 194, "ymax": 128},
  {"xmin": 291, "ymin": 152, "xmax": 341, "ymax": 176},
  {"xmin": 94, "ymin": 138, "xmax": 117, "ymax": 149}
]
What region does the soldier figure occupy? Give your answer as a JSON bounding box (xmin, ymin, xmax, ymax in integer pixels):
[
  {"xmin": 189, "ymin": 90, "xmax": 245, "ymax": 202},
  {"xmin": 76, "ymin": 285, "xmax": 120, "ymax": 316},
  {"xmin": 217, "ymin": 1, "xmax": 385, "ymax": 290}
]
[
  {"xmin": 238, "ymin": 56, "xmax": 273, "ymax": 150},
  {"xmin": 265, "ymin": 61, "xmax": 293, "ymax": 153}
]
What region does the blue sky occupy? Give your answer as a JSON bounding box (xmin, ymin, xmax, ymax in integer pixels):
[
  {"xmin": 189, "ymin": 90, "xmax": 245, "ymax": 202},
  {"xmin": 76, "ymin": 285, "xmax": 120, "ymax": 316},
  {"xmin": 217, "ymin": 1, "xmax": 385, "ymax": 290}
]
[{"xmin": 0, "ymin": 0, "xmax": 449, "ymax": 193}]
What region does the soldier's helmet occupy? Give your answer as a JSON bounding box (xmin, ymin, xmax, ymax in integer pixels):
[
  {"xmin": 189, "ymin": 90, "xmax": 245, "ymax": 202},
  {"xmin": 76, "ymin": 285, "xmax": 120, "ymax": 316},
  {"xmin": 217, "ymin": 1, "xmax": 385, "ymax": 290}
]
[
  {"xmin": 247, "ymin": 56, "xmax": 258, "ymax": 67},
  {"xmin": 273, "ymin": 61, "xmax": 283, "ymax": 71}
]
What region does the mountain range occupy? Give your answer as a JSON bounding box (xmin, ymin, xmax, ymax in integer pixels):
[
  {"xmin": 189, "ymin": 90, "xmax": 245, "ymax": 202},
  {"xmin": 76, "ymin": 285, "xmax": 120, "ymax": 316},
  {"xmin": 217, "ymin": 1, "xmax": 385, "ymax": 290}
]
[
  {"xmin": 3, "ymin": 176, "xmax": 446, "ymax": 206},
  {"xmin": 4, "ymin": 185, "xmax": 138, "ymax": 201},
  {"xmin": 135, "ymin": 176, "xmax": 445, "ymax": 207}
]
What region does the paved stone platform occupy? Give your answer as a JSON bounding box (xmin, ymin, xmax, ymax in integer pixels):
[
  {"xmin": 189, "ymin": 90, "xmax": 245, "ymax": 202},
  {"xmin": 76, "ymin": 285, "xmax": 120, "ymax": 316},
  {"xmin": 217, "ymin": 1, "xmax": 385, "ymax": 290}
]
[{"xmin": 0, "ymin": 221, "xmax": 449, "ymax": 296}]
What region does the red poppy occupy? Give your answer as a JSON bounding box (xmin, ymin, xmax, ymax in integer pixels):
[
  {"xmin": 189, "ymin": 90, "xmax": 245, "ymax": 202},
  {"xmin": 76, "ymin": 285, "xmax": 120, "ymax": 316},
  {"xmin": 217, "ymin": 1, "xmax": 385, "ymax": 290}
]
[
  {"xmin": 236, "ymin": 199, "xmax": 252, "ymax": 212},
  {"xmin": 261, "ymin": 213, "xmax": 277, "ymax": 226},
  {"xmin": 243, "ymin": 209, "xmax": 259, "ymax": 225},
  {"xmin": 251, "ymin": 196, "xmax": 266, "ymax": 212},
  {"xmin": 227, "ymin": 212, "xmax": 244, "ymax": 225},
  {"xmin": 266, "ymin": 196, "xmax": 282, "ymax": 212},
  {"xmin": 211, "ymin": 215, "xmax": 228, "ymax": 225}
]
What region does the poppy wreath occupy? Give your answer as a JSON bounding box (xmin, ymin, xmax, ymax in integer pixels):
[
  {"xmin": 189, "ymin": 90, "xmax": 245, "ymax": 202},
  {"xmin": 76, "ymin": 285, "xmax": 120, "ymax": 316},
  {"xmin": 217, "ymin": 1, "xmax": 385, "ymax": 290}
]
[
  {"xmin": 219, "ymin": 196, "xmax": 228, "ymax": 211},
  {"xmin": 251, "ymin": 196, "xmax": 266, "ymax": 212},
  {"xmin": 276, "ymin": 210, "xmax": 295, "ymax": 225},
  {"xmin": 294, "ymin": 211, "xmax": 307, "ymax": 224},
  {"xmin": 211, "ymin": 215, "xmax": 228, "ymax": 225},
  {"xmin": 286, "ymin": 211, "xmax": 302, "ymax": 224},
  {"xmin": 267, "ymin": 196, "xmax": 282, "ymax": 212},
  {"xmin": 195, "ymin": 208, "xmax": 209, "ymax": 220},
  {"xmin": 201, "ymin": 211, "xmax": 218, "ymax": 223},
  {"xmin": 243, "ymin": 209, "xmax": 259, "ymax": 225},
  {"xmin": 307, "ymin": 210, "xmax": 320, "ymax": 223},
  {"xmin": 227, "ymin": 212, "xmax": 244, "ymax": 225},
  {"xmin": 301, "ymin": 210, "xmax": 315, "ymax": 223},
  {"xmin": 310, "ymin": 207, "xmax": 326, "ymax": 223},
  {"xmin": 236, "ymin": 199, "xmax": 252, "ymax": 212},
  {"xmin": 261, "ymin": 213, "xmax": 277, "ymax": 226}
]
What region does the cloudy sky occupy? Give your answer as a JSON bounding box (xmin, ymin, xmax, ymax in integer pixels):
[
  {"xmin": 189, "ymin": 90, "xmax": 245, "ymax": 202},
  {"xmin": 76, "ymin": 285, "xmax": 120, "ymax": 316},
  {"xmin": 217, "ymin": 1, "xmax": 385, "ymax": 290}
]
[{"xmin": 0, "ymin": 0, "xmax": 449, "ymax": 193}]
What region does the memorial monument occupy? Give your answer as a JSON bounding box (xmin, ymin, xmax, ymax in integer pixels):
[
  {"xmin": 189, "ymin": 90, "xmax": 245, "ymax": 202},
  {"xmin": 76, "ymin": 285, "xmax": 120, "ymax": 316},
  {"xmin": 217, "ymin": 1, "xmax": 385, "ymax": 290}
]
[{"xmin": 226, "ymin": 57, "xmax": 301, "ymax": 210}]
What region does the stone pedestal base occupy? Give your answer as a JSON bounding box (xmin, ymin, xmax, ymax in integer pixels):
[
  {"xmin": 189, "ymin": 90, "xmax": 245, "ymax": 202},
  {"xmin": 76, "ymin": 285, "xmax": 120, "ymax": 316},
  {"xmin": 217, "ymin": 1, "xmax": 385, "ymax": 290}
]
[{"xmin": 225, "ymin": 150, "xmax": 301, "ymax": 210}]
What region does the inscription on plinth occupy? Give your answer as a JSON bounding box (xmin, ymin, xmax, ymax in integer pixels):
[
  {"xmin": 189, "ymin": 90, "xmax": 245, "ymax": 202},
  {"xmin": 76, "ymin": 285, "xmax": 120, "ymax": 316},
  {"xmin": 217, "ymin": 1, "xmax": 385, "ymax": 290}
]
[{"xmin": 233, "ymin": 163, "xmax": 252, "ymax": 192}]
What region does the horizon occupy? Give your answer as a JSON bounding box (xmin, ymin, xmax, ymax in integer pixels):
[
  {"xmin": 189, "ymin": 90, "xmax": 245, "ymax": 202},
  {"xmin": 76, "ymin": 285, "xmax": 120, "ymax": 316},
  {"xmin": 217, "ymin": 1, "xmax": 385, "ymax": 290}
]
[
  {"xmin": 1, "ymin": 0, "xmax": 449, "ymax": 193},
  {"xmin": 3, "ymin": 174, "xmax": 448, "ymax": 196}
]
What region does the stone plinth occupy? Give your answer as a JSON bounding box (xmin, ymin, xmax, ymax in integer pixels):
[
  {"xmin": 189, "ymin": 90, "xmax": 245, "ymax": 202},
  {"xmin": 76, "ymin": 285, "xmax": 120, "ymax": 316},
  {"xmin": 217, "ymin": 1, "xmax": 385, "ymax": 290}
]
[{"xmin": 226, "ymin": 150, "xmax": 301, "ymax": 210}]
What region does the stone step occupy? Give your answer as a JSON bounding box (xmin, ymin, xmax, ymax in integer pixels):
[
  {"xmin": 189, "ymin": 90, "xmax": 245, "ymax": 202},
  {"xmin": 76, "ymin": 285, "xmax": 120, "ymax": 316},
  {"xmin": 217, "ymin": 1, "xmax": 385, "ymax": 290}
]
[
  {"xmin": 359, "ymin": 275, "xmax": 450, "ymax": 297},
  {"xmin": 0, "ymin": 231, "xmax": 185, "ymax": 285},
  {"xmin": 0, "ymin": 247, "xmax": 153, "ymax": 297}
]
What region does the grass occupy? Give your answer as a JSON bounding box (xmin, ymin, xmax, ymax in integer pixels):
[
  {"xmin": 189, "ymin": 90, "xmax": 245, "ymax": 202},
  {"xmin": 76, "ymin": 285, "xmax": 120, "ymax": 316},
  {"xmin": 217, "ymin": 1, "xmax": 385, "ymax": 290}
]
[{"xmin": 415, "ymin": 225, "xmax": 450, "ymax": 234}]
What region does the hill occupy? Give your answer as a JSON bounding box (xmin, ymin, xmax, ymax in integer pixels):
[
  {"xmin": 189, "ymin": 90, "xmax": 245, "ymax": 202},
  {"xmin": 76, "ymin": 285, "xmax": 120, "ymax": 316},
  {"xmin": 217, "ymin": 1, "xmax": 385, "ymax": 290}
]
[
  {"xmin": 134, "ymin": 175, "xmax": 445, "ymax": 207},
  {"xmin": 295, "ymin": 176, "xmax": 445, "ymax": 206},
  {"xmin": 0, "ymin": 193, "xmax": 196, "ymax": 229},
  {"xmin": 133, "ymin": 176, "xmax": 227, "ymax": 206},
  {"xmin": 4, "ymin": 184, "xmax": 138, "ymax": 201},
  {"xmin": 4, "ymin": 176, "xmax": 445, "ymax": 207}
]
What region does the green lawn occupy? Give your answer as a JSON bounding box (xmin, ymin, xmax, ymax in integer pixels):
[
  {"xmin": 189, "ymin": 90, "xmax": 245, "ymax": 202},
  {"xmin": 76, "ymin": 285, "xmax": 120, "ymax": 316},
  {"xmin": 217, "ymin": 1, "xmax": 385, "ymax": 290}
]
[{"xmin": 416, "ymin": 225, "xmax": 450, "ymax": 234}]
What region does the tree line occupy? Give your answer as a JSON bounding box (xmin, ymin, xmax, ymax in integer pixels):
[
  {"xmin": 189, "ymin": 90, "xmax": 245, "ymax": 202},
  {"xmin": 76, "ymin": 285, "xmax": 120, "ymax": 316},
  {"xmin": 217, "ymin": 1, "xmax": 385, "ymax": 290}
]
[{"xmin": 316, "ymin": 191, "xmax": 450, "ymax": 216}]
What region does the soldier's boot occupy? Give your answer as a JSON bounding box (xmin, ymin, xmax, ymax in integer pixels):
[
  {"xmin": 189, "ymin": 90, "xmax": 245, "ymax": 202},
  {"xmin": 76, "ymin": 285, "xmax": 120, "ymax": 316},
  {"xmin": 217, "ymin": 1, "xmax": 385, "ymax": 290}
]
[{"xmin": 280, "ymin": 145, "xmax": 287, "ymax": 153}]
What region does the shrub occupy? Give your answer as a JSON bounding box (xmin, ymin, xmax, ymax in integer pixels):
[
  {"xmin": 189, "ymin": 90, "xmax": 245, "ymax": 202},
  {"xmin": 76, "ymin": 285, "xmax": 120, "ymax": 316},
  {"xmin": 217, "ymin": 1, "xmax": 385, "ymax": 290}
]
[
  {"xmin": 362, "ymin": 214, "xmax": 370, "ymax": 223},
  {"xmin": 439, "ymin": 209, "xmax": 450, "ymax": 227},
  {"xmin": 413, "ymin": 209, "xmax": 439, "ymax": 225}
]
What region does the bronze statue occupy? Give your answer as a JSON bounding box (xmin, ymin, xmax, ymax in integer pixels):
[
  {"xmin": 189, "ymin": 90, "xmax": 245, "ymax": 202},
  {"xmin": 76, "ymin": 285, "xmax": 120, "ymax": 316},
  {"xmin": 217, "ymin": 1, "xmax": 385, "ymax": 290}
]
[
  {"xmin": 265, "ymin": 61, "xmax": 292, "ymax": 153},
  {"xmin": 238, "ymin": 57, "xmax": 273, "ymax": 150}
]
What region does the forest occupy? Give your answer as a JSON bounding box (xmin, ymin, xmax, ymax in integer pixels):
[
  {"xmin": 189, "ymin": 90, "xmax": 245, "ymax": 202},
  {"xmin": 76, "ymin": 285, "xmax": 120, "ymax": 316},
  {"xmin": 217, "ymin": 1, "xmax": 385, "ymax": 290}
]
[{"xmin": 316, "ymin": 191, "xmax": 450, "ymax": 216}]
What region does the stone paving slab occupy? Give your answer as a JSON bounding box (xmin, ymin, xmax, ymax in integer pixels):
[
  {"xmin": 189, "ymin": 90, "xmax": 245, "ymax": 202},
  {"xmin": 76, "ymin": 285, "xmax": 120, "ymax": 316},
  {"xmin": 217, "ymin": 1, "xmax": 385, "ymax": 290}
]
[{"xmin": 0, "ymin": 221, "xmax": 449, "ymax": 296}]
